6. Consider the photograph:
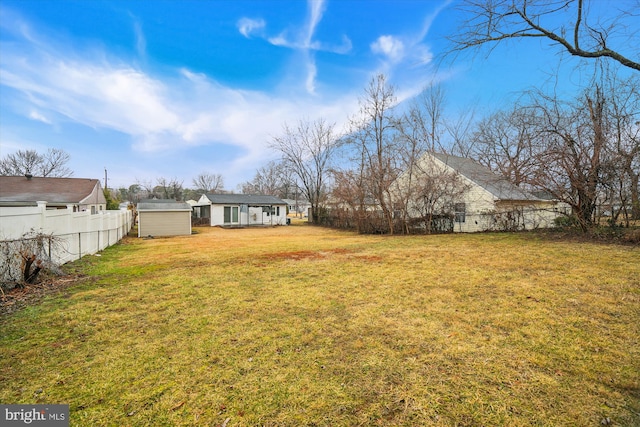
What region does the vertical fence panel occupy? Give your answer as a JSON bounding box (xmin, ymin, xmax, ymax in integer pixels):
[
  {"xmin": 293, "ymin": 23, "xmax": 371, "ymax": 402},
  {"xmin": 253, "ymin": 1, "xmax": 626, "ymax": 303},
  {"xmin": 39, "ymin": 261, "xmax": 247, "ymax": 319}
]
[{"xmin": 1, "ymin": 208, "xmax": 133, "ymax": 284}]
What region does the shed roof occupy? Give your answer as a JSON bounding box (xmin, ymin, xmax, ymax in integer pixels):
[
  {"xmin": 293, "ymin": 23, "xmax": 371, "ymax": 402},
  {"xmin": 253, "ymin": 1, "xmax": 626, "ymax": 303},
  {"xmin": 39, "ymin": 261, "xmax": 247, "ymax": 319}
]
[
  {"xmin": 431, "ymin": 153, "xmax": 537, "ymax": 201},
  {"xmin": 0, "ymin": 175, "xmax": 105, "ymax": 205},
  {"xmin": 204, "ymin": 194, "xmax": 287, "ymax": 205},
  {"xmin": 137, "ymin": 199, "xmax": 192, "ymax": 211}
]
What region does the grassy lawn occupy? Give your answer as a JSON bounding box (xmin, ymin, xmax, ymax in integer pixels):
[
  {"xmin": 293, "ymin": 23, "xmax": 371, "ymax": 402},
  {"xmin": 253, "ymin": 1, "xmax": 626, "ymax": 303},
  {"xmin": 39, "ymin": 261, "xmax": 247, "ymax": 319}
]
[{"xmin": 1, "ymin": 224, "xmax": 639, "ymax": 426}]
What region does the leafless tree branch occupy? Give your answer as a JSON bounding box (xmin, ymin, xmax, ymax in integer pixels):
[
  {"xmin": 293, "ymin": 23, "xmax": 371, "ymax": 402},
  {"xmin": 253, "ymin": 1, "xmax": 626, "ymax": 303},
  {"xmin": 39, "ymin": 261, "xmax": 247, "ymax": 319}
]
[{"xmin": 447, "ymin": 0, "xmax": 640, "ymax": 72}]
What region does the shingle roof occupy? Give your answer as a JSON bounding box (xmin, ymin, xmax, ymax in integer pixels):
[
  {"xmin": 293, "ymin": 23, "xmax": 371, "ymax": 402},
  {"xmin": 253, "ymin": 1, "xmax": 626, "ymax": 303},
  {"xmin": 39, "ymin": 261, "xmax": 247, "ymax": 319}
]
[
  {"xmin": 0, "ymin": 176, "xmax": 105, "ymax": 205},
  {"xmin": 431, "ymin": 153, "xmax": 537, "ymax": 201},
  {"xmin": 204, "ymin": 194, "xmax": 287, "ymax": 205}
]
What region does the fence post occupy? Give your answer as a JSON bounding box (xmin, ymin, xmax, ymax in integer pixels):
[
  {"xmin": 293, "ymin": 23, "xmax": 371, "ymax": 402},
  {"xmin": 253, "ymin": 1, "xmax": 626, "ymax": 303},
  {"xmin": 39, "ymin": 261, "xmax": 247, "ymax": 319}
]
[{"xmin": 36, "ymin": 201, "xmax": 47, "ymax": 231}]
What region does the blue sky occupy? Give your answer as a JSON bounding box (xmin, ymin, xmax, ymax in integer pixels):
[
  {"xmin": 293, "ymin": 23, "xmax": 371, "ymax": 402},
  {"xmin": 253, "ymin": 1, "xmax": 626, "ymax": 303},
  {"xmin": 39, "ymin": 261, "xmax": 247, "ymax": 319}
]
[{"xmin": 0, "ymin": 0, "xmax": 635, "ymax": 191}]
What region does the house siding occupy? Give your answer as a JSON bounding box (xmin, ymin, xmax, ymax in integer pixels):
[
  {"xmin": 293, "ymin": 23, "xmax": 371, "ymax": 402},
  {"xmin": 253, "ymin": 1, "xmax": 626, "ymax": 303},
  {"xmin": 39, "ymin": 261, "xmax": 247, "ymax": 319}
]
[
  {"xmin": 138, "ymin": 211, "xmax": 191, "ymax": 237},
  {"xmin": 495, "ymin": 200, "xmax": 569, "ymax": 230},
  {"xmin": 78, "ymin": 182, "xmax": 107, "ymax": 211},
  {"xmin": 455, "ymin": 180, "xmax": 496, "ymax": 233}
]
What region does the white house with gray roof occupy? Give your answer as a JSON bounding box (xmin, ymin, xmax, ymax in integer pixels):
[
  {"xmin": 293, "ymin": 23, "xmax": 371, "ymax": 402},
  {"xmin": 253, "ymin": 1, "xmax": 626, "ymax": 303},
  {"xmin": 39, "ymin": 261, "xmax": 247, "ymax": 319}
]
[
  {"xmin": 396, "ymin": 152, "xmax": 568, "ymax": 232},
  {"xmin": 195, "ymin": 194, "xmax": 288, "ymax": 227}
]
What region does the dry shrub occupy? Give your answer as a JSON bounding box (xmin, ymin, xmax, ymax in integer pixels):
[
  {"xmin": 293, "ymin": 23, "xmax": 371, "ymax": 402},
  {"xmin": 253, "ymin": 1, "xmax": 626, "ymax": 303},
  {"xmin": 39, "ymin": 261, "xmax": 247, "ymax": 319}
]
[
  {"xmin": 623, "ymin": 228, "xmax": 640, "ymax": 244},
  {"xmin": 1, "ymin": 231, "xmax": 63, "ymax": 291}
]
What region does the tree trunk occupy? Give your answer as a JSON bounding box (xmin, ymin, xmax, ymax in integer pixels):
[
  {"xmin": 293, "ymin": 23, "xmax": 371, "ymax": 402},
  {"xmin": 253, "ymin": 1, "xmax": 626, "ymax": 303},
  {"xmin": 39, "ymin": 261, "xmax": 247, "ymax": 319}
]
[{"xmin": 630, "ymin": 170, "xmax": 640, "ymax": 220}]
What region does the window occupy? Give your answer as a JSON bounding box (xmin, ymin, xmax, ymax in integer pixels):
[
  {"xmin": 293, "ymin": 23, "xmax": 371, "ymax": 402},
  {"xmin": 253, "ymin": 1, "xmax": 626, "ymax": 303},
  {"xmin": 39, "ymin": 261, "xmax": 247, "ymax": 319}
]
[
  {"xmin": 224, "ymin": 206, "xmax": 239, "ymax": 223},
  {"xmin": 454, "ymin": 202, "xmax": 466, "ymax": 223}
]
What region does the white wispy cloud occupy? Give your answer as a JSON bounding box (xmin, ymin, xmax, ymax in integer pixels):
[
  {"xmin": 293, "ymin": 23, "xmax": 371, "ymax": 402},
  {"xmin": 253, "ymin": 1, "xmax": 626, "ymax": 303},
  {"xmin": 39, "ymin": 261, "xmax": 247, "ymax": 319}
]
[
  {"xmin": 0, "ymin": 20, "xmax": 359, "ymax": 174},
  {"xmin": 28, "ymin": 109, "xmax": 52, "ymax": 124},
  {"xmin": 417, "ymin": 0, "xmax": 453, "ymax": 42},
  {"xmin": 368, "ymin": 0, "xmax": 452, "ymax": 98},
  {"xmin": 305, "ymin": 54, "xmax": 318, "ymax": 94},
  {"xmin": 371, "ymin": 35, "xmax": 405, "ymax": 62},
  {"xmin": 132, "ymin": 18, "xmax": 147, "ymax": 59},
  {"xmin": 267, "ymin": 32, "xmax": 291, "ymax": 47},
  {"xmin": 237, "ymin": 17, "xmax": 266, "ymax": 38},
  {"xmin": 304, "ymin": 0, "xmax": 326, "ymax": 48},
  {"xmin": 267, "ymin": 32, "xmax": 351, "ymax": 54},
  {"xmin": 239, "ymin": 0, "xmax": 352, "ymax": 95},
  {"xmin": 0, "ymin": 1, "xmax": 452, "ymax": 186}
]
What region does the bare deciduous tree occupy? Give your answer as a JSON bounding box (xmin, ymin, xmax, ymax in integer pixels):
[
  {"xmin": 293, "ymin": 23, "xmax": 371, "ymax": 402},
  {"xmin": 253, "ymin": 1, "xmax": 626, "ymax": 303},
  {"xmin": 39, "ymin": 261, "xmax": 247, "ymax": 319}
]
[
  {"xmin": 145, "ymin": 177, "xmax": 184, "ymax": 201},
  {"xmin": 393, "ymin": 92, "xmax": 437, "ymax": 233},
  {"xmin": 328, "ymin": 169, "xmax": 371, "ymax": 231},
  {"xmin": 270, "ymin": 118, "xmax": 339, "ymax": 223},
  {"xmin": 448, "ymin": 0, "xmax": 640, "ymax": 72},
  {"xmin": 240, "ymin": 160, "xmax": 289, "ymax": 197},
  {"xmin": 404, "ymin": 83, "xmax": 447, "ymax": 152},
  {"xmin": 526, "ymin": 87, "xmax": 608, "ymax": 231},
  {"xmin": 193, "ymin": 173, "xmax": 224, "ymax": 194},
  {"xmin": 599, "ymin": 74, "xmax": 640, "ymax": 223},
  {"xmin": 445, "ymin": 105, "xmax": 478, "ymax": 158},
  {"xmin": 0, "ymin": 148, "xmax": 72, "ymax": 177},
  {"xmin": 347, "ymin": 74, "xmax": 399, "ymax": 234},
  {"xmin": 471, "ymin": 106, "xmax": 541, "ymax": 188},
  {"xmin": 407, "ymin": 161, "xmax": 471, "ymax": 234}
]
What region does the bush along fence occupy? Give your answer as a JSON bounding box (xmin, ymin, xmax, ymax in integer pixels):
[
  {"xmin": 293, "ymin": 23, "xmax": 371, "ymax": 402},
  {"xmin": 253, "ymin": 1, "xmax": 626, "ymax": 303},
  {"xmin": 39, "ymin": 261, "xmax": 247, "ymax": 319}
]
[
  {"xmin": 0, "ymin": 203, "xmax": 132, "ymax": 289},
  {"xmin": 316, "ymin": 206, "xmax": 565, "ymax": 234}
]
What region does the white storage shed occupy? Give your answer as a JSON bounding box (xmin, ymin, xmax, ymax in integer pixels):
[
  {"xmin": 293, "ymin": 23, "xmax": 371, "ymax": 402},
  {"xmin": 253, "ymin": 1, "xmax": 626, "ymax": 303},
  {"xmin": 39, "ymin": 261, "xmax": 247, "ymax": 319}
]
[{"xmin": 137, "ymin": 200, "xmax": 192, "ymax": 237}]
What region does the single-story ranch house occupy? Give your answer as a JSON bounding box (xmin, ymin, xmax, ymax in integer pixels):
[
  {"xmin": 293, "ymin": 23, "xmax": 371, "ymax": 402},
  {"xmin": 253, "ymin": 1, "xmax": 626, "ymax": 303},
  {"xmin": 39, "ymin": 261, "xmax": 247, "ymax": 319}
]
[{"xmin": 194, "ymin": 194, "xmax": 288, "ymax": 227}]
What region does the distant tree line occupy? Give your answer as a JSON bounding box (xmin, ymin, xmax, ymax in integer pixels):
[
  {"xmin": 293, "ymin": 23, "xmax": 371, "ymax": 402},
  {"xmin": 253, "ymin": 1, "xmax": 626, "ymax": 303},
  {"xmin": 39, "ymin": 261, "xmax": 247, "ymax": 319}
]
[{"xmin": 114, "ymin": 173, "xmax": 226, "ymax": 206}]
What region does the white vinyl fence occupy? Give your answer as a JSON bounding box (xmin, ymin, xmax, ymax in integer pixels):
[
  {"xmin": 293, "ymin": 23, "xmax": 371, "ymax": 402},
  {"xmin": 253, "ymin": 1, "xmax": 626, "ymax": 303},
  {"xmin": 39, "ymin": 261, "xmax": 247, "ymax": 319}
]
[{"xmin": 1, "ymin": 202, "xmax": 132, "ymax": 284}]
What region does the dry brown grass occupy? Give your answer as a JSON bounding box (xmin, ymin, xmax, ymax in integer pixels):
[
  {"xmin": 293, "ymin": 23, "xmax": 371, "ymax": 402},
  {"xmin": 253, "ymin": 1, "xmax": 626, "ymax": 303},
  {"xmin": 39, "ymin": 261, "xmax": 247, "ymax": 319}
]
[{"xmin": 1, "ymin": 224, "xmax": 639, "ymax": 426}]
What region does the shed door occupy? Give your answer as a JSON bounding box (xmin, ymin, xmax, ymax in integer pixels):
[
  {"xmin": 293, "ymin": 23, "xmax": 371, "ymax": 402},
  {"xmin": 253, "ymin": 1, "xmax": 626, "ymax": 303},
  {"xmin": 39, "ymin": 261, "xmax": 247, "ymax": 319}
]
[{"xmin": 139, "ymin": 211, "xmax": 191, "ymax": 237}]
